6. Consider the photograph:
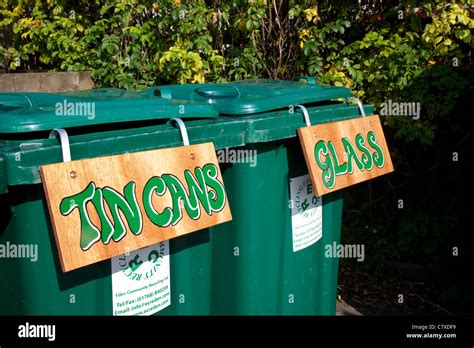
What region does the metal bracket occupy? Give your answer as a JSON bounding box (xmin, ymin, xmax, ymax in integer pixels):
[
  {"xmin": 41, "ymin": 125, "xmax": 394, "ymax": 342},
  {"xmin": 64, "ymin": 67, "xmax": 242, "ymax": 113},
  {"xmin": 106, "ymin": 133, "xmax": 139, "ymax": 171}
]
[
  {"xmin": 169, "ymin": 118, "xmax": 190, "ymax": 146},
  {"xmin": 49, "ymin": 128, "xmax": 71, "ymax": 162},
  {"xmin": 346, "ymin": 97, "xmax": 366, "ymax": 117},
  {"xmin": 293, "ymin": 104, "xmax": 312, "ymax": 127}
]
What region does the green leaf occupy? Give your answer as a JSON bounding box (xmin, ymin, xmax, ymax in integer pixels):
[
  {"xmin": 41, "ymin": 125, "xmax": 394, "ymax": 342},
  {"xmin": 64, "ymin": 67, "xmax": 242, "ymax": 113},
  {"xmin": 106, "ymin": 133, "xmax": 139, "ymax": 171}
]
[
  {"xmin": 246, "ymin": 19, "xmax": 252, "ymax": 31},
  {"xmin": 433, "ymin": 36, "xmax": 443, "ymax": 45}
]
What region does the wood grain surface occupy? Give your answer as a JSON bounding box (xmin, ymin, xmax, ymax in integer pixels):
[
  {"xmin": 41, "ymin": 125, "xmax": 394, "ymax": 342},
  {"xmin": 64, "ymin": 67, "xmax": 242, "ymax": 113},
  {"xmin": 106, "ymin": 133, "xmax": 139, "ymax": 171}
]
[{"xmin": 40, "ymin": 142, "xmax": 232, "ymax": 272}]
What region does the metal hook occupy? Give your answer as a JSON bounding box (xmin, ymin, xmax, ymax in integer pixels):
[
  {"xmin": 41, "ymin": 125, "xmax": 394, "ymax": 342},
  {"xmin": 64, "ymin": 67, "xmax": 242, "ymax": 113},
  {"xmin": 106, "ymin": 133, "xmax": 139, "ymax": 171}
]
[
  {"xmin": 293, "ymin": 104, "xmax": 312, "ymax": 127},
  {"xmin": 346, "ymin": 97, "xmax": 366, "ymax": 117},
  {"xmin": 169, "ymin": 118, "xmax": 190, "ymax": 146},
  {"xmin": 49, "ymin": 128, "xmax": 71, "ymax": 162}
]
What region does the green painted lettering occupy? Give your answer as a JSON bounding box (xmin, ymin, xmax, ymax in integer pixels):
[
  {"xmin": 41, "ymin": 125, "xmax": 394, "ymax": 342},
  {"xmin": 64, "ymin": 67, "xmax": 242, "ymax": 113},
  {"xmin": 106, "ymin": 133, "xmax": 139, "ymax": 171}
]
[
  {"xmin": 142, "ymin": 177, "xmax": 172, "ymax": 227},
  {"xmin": 101, "ymin": 182, "xmax": 143, "ymax": 243},
  {"xmin": 161, "ymin": 174, "xmax": 189, "ymax": 225},
  {"xmin": 342, "ymin": 137, "xmax": 365, "ymax": 173},
  {"xmin": 314, "ymin": 141, "xmax": 336, "ymax": 189},
  {"xmin": 90, "ymin": 188, "xmax": 114, "ymax": 245},
  {"xmin": 367, "ymin": 131, "xmax": 385, "ymax": 168},
  {"xmin": 59, "ymin": 182, "xmax": 100, "ymax": 251},
  {"xmin": 184, "ymin": 167, "xmax": 212, "ymax": 217},
  {"xmin": 60, "ymin": 164, "xmax": 228, "ymax": 250},
  {"xmin": 328, "ymin": 141, "xmax": 348, "ymax": 175},
  {"xmin": 355, "ymin": 133, "xmax": 373, "ymax": 170},
  {"xmin": 202, "ymin": 163, "xmax": 226, "ymax": 212}
]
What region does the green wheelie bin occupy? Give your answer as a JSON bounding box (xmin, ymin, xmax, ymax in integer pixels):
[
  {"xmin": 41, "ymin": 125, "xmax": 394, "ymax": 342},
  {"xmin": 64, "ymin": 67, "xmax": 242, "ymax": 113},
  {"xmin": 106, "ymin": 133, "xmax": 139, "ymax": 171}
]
[
  {"xmin": 147, "ymin": 78, "xmax": 373, "ymax": 315},
  {"xmin": 0, "ymin": 89, "xmax": 221, "ymax": 315},
  {"xmin": 0, "ymin": 79, "xmax": 372, "ymax": 315}
]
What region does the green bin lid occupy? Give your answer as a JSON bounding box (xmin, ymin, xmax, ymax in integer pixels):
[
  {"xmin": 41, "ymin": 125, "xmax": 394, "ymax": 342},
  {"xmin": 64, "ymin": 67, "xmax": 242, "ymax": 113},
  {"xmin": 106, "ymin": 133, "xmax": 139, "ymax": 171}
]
[
  {"xmin": 145, "ymin": 79, "xmax": 352, "ymax": 115},
  {"xmin": 0, "ymin": 88, "xmax": 218, "ymax": 133}
]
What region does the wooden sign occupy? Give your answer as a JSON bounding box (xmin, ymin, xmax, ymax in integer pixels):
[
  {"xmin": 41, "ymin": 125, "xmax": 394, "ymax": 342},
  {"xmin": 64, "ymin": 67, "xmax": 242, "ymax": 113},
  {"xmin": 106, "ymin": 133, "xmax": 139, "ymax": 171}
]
[
  {"xmin": 40, "ymin": 143, "xmax": 232, "ymax": 272},
  {"xmin": 298, "ymin": 115, "xmax": 394, "ymax": 196}
]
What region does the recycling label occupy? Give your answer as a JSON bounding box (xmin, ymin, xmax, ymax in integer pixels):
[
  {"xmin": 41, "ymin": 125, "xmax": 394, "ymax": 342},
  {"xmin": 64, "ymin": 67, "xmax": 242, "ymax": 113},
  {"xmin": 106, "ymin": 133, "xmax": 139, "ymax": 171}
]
[{"xmin": 111, "ymin": 241, "xmax": 170, "ymax": 316}]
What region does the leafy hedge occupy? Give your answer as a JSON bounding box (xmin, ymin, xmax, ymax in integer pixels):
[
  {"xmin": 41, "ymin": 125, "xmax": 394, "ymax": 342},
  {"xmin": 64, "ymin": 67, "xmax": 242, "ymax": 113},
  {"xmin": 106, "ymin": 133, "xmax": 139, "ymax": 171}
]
[
  {"xmin": 1, "ymin": 1, "xmax": 471, "ymax": 144},
  {"xmin": 2, "ymin": 2, "xmax": 471, "ymax": 92}
]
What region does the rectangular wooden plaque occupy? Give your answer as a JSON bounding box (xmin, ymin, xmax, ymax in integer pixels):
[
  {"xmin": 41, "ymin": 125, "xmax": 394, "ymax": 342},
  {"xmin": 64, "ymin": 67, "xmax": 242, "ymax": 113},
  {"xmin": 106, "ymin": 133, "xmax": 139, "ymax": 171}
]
[
  {"xmin": 40, "ymin": 142, "xmax": 232, "ymax": 272},
  {"xmin": 298, "ymin": 115, "xmax": 394, "ymax": 196}
]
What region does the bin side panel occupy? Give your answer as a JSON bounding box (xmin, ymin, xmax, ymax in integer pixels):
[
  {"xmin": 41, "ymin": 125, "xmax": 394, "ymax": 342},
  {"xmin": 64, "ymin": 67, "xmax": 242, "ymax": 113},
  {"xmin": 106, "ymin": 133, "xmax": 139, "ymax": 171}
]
[
  {"xmin": 156, "ymin": 230, "xmax": 212, "ymax": 315},
  {"xmin": 317, "ymin": 191, "xmax": 343, "ymax": 315},
  {"xmin": 209, "ymin": 139, "xmax": 343, "ymax": 315},
  {"xmin": 0, "ymin": 185, "xmax": 111, "ymax": 315}
]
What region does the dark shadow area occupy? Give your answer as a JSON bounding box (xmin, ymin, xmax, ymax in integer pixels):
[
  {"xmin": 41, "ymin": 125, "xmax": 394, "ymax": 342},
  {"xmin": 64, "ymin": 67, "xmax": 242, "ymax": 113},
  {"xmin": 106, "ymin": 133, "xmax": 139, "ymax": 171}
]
[
  {"xmin": 38, "ymin": 185, "xmax": 110, "ymax": 291},
  {"xmin": 339, "ymin": 64, "xmax": 474, "ymax": 315},
  {"xmin": 169, "ymin": 228, "xmax": 211, "ymax": 255},
  {"xmin": 0, "ymin": 193, "xmax": 12, "ymax": 236}
]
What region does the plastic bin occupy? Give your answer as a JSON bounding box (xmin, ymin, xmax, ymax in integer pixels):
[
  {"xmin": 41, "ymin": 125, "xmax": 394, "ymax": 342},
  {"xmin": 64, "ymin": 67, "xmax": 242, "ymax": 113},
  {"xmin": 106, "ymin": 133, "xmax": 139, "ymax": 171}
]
[
  {"xmin": 149, "ymin": 79, "xmax": 372, "ymax": 315},
  {"xmin": 0, "ymin": 89, "xmax": 218, "ymax": 315},
  {"xmin": 0, "ymin": 79, "xmax": 372, "ymax": 315}
]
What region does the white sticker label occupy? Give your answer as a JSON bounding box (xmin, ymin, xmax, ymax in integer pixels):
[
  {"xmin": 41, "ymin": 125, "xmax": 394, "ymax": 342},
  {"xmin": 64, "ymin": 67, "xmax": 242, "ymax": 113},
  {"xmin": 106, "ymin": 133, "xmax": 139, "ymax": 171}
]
[
  {"xmin": 111, "ymin": 241, "xmax": 170, "ymax": 316},
  {"xmin": 290, "ymin": 174, "xmax": 322, "ymax": 252}
]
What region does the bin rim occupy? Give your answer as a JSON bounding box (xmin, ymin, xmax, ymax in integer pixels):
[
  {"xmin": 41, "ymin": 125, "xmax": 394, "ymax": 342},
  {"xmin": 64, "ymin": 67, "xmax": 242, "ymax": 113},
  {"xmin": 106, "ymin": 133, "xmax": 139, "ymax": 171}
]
[
  {"xmin": 145, "ymin": 79, "xmax": 353, "ymax": 115},
  {"xmin": 0, "ymin": 90, "xmax": 218, "ymax": 134}
]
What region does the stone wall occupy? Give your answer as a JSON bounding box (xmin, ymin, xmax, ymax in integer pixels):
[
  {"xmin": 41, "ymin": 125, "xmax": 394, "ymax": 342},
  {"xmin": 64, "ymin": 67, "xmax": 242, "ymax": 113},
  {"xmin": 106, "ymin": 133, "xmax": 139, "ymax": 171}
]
[{"xmin": 0, "ymin": 72, "xmax": 94, "ymax": 92}]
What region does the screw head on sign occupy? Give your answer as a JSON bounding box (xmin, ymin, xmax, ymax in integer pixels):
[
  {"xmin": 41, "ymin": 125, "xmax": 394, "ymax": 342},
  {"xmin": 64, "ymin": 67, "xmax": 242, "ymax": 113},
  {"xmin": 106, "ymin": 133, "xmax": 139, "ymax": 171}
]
[
  {"xmin": 70, "ymin": 171, "xmax": 77, "ymax": 179},
  {"xmin": 313, "ymin": 132, "xmax": 317, "ymax": 137},
  {"xmin": 190, "ymin": 153, "xmax": 196, "ymax": 160}
]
